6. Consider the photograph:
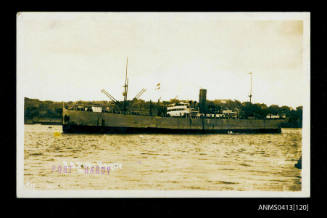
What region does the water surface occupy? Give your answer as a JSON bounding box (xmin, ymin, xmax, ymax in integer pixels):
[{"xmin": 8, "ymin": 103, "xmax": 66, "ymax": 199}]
[{"xmin": 24, "ymin": 125, "xmax": 302, "ymax": 191}]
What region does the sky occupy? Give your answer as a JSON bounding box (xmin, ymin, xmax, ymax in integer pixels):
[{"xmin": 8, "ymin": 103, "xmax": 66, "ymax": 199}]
[{"xmin": 17, "ymin": 12, "xmax": 310, "ymax": 108}]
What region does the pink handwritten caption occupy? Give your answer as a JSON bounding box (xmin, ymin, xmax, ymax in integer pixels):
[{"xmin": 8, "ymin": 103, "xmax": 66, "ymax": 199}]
[
  {"xmin": 51, "ymin": 161, "xmax": 122, "ymax": 175},
  {"xmin": 51, "ymin": 164, "xmax": 110, "ymax": 175},
  {"xmin": 51, "ymin": 165, "xmax": 72, "ymax": 174}
]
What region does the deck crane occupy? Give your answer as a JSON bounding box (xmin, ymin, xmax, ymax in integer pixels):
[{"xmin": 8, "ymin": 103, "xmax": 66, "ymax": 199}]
[
  {"xmin": 128, "ymin": 88, "xmax": 146, "ymax": 109},
  {"xmin": 101, "ymin": 89, "xmax": 119, "ymax": 103},
  {"xmin": 101, "ymin": 89, "xmax": 122, "ymax": 110},
  {"xmin": 134, "ymin": 88, "xmax": 146, "ymax": 100}
]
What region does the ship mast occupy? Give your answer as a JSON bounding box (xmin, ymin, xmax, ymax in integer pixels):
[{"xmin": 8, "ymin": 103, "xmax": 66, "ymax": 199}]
[
  {"xmin": 123, "ymin": 57, "xmax": 129, "ymax": 113},
  {"xmin": 248, "ymin": 72, "xmax": 253, "ymax": 103}
]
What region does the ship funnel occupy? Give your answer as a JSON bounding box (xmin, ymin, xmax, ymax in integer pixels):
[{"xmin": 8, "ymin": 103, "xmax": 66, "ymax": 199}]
[{"xmin": 199, "ymin": 89, "xmax": 207, "ymax": 114}]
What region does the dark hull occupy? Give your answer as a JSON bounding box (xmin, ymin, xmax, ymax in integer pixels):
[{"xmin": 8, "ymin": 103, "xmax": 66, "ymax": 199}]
[
  {"xmin": 62, "ymin": 108, "xmax": 284, "ymax": 134},
  {"xmin": 63, "ymin": 124, "xmax": 281, "ymax": 134}
]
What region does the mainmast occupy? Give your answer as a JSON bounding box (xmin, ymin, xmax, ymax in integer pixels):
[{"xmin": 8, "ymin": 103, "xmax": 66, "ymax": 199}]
[
  {"xmin": 122, "ymin": 57, "xmax": 129, "ymax": 112},
  {"xmin": 248, "ymin": 72, "xmax": 253, "ymax": 103},
  {"xmin": 101, "ymin": 58, "xmax": 146, "ymax": 114},
  {"xmin": 123, "ymin": 57, "xmax": 128, "ymax": 101}
]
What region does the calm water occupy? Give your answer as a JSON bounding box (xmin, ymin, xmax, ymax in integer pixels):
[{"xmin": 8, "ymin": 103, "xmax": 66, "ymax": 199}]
[{"xmin": 24, "ymin": 124, "xmax": 302, "ymax": 191}]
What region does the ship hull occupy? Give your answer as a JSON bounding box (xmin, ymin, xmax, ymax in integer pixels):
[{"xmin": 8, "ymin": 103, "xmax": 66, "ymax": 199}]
[
  {"xmin": 63, "ymin": 124, "xmax": 281, "ymax": 134},
  {"xmin": 62, "ymin": 108, "xmax": 283, "ymax": 134}
]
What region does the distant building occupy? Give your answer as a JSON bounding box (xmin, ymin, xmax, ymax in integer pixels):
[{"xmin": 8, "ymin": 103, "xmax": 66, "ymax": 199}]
[
  {"xmin": 214, "ymin": 99, "xmax": 230, "ymax": 104},
  {"xmin": 92, "ymin": 106, "xmax": 102, "ymax": 113},
  {"xmin": 220, "ymin": 100, "xmax": 229, "ymax": 103},
  {"xmin": 215, "ymin": 114, "xmax": 224, "ymax": 118},
  {"xmin": 266, "ymin": 114, "xmax": 280, "ymax": 119},
  {"xmin": 222, "ymin": 110, "xmax": 237, "ymax": 118}
]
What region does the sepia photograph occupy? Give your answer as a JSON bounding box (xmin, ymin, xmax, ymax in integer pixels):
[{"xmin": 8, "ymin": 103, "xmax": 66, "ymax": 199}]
[{"xmin": 17, "ymin": 12, "xmax": 310, "ymax": 197}]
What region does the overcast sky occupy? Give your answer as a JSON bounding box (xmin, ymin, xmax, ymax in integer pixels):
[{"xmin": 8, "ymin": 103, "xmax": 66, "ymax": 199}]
[{"xmin": 17, "ymin": 12, "xmax": 310, "ymax": 108}]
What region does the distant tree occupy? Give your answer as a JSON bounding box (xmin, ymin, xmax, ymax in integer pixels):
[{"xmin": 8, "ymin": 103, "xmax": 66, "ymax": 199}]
[
  {"xmin": 268, "ymin": 105, "xmax": 280, "ymax": 115},
  {"xmin": 25, "ymin": 106, "xmax": 39, "ymax": 119},
  {"xmin": 169, "ymin": 98, "xmax": 180, "ymax": 104},
  {"xmin": 55, "ymin": 108, "xmax": 63, "ymax": 116},
  {"xmin": 207, "ymin": 101, "xmax": 220, "ymax": 114}
]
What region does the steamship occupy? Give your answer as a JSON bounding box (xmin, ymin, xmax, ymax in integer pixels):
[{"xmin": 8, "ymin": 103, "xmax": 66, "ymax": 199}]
[{"xmin": 62, "ymin": 59, "xmax": 284, "ymax": 134}]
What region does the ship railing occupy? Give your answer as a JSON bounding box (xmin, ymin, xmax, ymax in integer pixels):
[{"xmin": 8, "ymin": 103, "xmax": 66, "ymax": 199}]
[{"xmin": 65, "ymin": 107, "xmax": 265, "ymax": 120}]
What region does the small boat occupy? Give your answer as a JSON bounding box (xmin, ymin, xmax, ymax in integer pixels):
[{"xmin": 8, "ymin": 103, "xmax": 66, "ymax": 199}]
[{"xmin": 295, "ymin": 157, "xmax": 302, "ymax": 169}]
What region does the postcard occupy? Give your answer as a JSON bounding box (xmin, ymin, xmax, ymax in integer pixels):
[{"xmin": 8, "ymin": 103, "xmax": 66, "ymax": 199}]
[{"xmin": 17, "ymin": 12, "xmax": 310, "ymax": 197}]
